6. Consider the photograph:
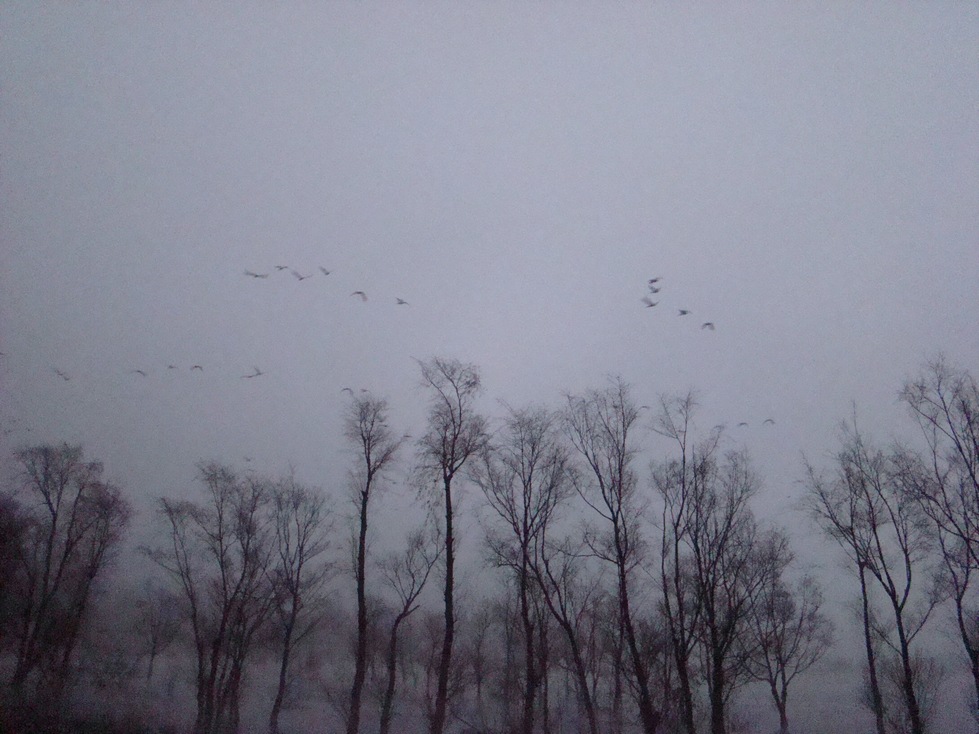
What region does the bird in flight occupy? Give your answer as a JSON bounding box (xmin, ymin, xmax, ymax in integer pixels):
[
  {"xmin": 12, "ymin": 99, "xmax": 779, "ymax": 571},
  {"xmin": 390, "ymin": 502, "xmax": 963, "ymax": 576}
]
[
  {"xmin": 701, "ymin": 322, "xmax": 715, "ymax": 330},
  {"xmin": 319, "ymin": 267, "xmax": 331, "ymax": 276},
  {"xmin": 678, "ymin": 309, "xmax": 691, "ymax": 316},
  {"xmin": 737, "ymin": 421, "xmax": 749, "ymax": 427},
  {"xmin": 241, "ymin": 367, "xmax": 265, "ymax": 379},
  {"xmin": 131, "ymin": 369, "xmax": 148, "ymax": 377},
  {"xmin": 274, "ymin": 265, "xmax": 289, "ymax": 271},
  {"xmin": 191, "ymin": 365, "xmax": 204, "ymax": 371},
  {"xmin": 641, "ymin": 297, "xmax": 658, "ymax": 308},
  {"xmin": 396, "ymin": 298, "xmax": 409, "ymax": 305},
  {"xmin": 53, "ymin": 368, "xmax": 70, "ymax": 381},
  {"xmin": 341, "ymin": 387, "xmax": 354, "ymax": 394},
  {"xmin": 351, "ymin": 291, "xmax": 368, "ymax": 301},
  {"xmin": 648, "ymin": 286, "xmax": 661, "ymax": 294},
  {"xmin": 245, "ymin": 270, "xmax": 269, "ymax": 279},
  {"xmin": 763, "ymin": 418, "xmax": 776, "ymax": 425},
  {"xmin": 648, "ymin": 277, "xmax": 661, "ymax": 284},
  {"xmin": 292, "ymin": 270, "xmax": 311, "ymax": 281},
  {"xmin": 167, "ymin": 364, "xmax": 177, "ymax": 370}
]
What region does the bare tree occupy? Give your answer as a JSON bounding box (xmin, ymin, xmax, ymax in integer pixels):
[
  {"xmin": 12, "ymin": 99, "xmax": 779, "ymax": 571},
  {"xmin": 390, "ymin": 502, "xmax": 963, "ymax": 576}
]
[
  {"xmin": 744, "ymin": 574, "xmax": 833, "ymax": 734},
  {"xmin": 7, "ymin": 444, "xmax": 132, "ymax": 697},
  {"xmin": 472, "ymin": 403, "xmax": 571, "ymax": 734},
  {"xmin": 135, "ymin": 580, "xmax": 183, "ymax": 683},
  {"xmin": 564, "ymin": 377, "xmax": 661, "ymax": 734},
  {"xmin": 652, "ymin": 393, "xmax": 714, "ymax": 734},
  {"xmin": 148, "ymin": 463, "xmax": 276, "ymax": 734},
  {"xmin": 269, "ymin": 475, "xmax": 333, "ymax": 734},
  {"xmin": 533, "ymin": 535, "xmax": 603, "ymax": 734},
  {"xmin": 377, "ymin": 526, "xmax": 442, "ymax": 734},
  {"xmin": 807, "ymin": 421, "xmax": 936, "ymax": 734},
  {"xmin": 344, "ymin": 393, "xmax": 401, "ymax": 734},
  {"xmin": 899, "ymin": 358, "xmax": 979, "ymax": 714},
  {"xmin": 654, "ymin": 397, "xmax": 786, "ymax": 734},
  {"xmin": 416, "ymin": 357, "xmax": 488, "ymax": 734}
]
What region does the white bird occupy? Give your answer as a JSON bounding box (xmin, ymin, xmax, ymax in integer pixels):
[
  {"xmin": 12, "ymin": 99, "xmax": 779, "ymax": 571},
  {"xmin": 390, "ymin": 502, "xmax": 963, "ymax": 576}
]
[
  {"xmin": 241, "ymin": 366, "xmax": 265, "ymax": 379},
  {"xmin": 191, "ymin": 365, "xmax": 204, "ymax": 372},
  {"xmin": 131, "ymin": 369, "xmax": 148, "ymax": 377},
  {"xmin": 292, "ymin": 270, "xmax": 311, "ymax": 281},
  {"xmin": 701, "ymin": 322, "xmax": 715, "ymax": 330},
  {"xmin": 351, "ymin": 291, "xmax": 368, "ymax": 301}
]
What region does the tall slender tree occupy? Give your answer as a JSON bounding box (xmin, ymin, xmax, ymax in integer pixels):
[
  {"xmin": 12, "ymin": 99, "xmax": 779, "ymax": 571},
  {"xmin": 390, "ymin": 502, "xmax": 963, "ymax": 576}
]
[
  {"xmin": 899, "ymin": 358, "xmax": 979, "ymax": 714},
  {"xmin": 564, "ymin": 377, "xmax": 661, "ymax": 734},
  {"xmin": 344, "ymin": 394, "xmax": 401, "ymax": 734},
  {"xmin": 416, "ymin": 357, "xmax": 488, "ymax": 734},
  {"xmin": 472, "ymin": 404, "xmax": 571, "ymax": 734},
  {"xmin": 269, "ymin": 476, "xmax": 333, "ymax": 734},
  {"xmin": 807, "ymin": 421, "xmax": 936, "ymax": 734},
  {"xmin": 149, "ymin": 464, "xmax": 275, "ymax": 734},
  {"xmin": 8, "ymin": 444, "xmax": 132, "ymax": 697}
]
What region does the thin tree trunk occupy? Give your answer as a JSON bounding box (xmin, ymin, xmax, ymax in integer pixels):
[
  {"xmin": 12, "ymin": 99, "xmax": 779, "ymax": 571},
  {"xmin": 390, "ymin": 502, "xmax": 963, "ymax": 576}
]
[
  {"xmin": 709, "ymin": 649, "xmax": 726, "ymax": 734},
  {"xmin": 379, "ymin": 612, "xmax": 408, "ymax": 734},
  {"xmin": 348, "ymin": 490, "xmax": 370, "ymax": 734},
  {"xmin": 859, "ymin": 564, "xmax": 886, "ymax": 734},
  {"xmin": 431, "ymin": 477, "xmax": 454, "ymax": 734},
  {"xmin": 894, "ymin": 614, "xmax": 924, "ymax": 734},
  {"xmin": 520, "ymin": 562, "xmax": 538, "ymax": 734},
  {"xmin": 269, "ymin": 618, "xmax": 295, "ymax": 734},
  {"xmin": 615, "ymin": 538, "xmax": 660, "ymax": 734}
]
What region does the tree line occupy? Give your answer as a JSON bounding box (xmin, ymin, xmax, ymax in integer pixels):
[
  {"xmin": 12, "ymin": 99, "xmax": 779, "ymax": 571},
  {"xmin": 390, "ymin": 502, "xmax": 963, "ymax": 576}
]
[{"xmin": 0, "ymin": 356, "xmax": 975, "ymax": 734}]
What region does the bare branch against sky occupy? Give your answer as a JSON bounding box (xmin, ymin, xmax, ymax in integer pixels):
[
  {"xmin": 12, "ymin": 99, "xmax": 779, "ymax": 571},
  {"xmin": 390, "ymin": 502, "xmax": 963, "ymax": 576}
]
[{"xmin": 0, "ymin": 4, "xmax": 976, "ymax": 733}]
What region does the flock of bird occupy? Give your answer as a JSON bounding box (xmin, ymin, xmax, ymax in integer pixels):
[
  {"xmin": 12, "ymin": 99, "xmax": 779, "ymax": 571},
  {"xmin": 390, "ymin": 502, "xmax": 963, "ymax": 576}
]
[
  {"xmin": 243, "ymin": 264, "xmax": 410, "ymax": 306},
  {"xmin": 21, "ymin": 266, "xmax": 779, "ymax": 432},
  {"xmin": 641, "ymin": 277, "xmax": 715, "ymax": 331}
]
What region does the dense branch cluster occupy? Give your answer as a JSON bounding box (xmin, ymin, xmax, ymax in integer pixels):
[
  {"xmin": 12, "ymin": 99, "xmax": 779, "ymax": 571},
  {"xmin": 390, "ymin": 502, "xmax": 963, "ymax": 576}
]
[{"xmin": 1, "ymin": 356, "xmax": 976, "ymax": 734}]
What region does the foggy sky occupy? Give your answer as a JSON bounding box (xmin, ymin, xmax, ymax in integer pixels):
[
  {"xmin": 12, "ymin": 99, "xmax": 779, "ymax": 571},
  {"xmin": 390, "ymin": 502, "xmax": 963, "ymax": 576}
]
[{"xmin": 1, "ymin": 4, "xmax": 978, "ymax": 732}]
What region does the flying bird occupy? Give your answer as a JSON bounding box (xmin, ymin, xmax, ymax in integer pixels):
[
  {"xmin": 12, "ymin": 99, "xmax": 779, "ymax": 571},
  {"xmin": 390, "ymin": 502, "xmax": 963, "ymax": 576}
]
[
  {"xmin": 763, "ymin": 418, "xmax": 776, "ymax": 425},
  {"xmin": 292, "ymin": 270, "xmax": 311, "ymax": 281},
  {"xmin": 190, "ymin": 365, "xmax": 204, "ymax": 371},
  {"xmin": 648, "ymin": 286, "xmax": 661, "ymax": 294},
  {"xmin": 131, "ymin": 369, "xmax": 148, "ymax": 377},
  {"xmin": 678, "ymin": 309, "xmax": 691, "ymax": 316},
  {"xmin": 245, "ymin": 270, "xmax": 269, "ymax": 279},
  {"xmin": 641, "ymin": 297, "xmax": 658, "ymax": 308},
  {"xmin": 241, "ymin": 367, "xmax": 265, "ymax": 379},
  {"xmin": 167, "ymin": 364, "xmax": 178, "ymax": 370},
  {"xmin": 319, "ymin": 267, "xmax": 331, "ymax": 276},
  {"xmin": 396, "ymin": 298, "xmax": 409, "ymax": 305},
  {"xmin": 53, "ymin": 368, "xmax": 70, "ymax": 381},
  {"xmin": 274, "ymin": 265, "xmax": 289, "ymax": 271},
  {"xmin": 341, "ymin": 387, "xmax": 354, "ymax": 394},
  {"xmin": 701, "ymin": 322, "xmax": 715, "ymax": 330},
  {"xmin": 351, "ymin": 291, "xmax": 368, "ymax": 301},
  {"xmin": 737, "ymin": 422, "xmax": 749, "ymax": 427},
  {"xmin": 648, "ymin": 278, "xmax": 661, "ymax": 284}
]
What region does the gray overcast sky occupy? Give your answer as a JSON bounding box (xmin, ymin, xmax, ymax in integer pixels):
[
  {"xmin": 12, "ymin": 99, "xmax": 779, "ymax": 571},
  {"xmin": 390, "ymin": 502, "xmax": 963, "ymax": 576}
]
[{"xmin": 1, "ymin": 4, "xmax": 977, "ymax": 724}]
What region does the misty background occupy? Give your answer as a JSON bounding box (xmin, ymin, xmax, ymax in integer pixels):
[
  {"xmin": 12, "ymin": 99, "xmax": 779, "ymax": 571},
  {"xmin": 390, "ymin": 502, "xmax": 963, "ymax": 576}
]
[{"xmin": 1, "ymin": 4, "xmax": 977, "ymax": 733}]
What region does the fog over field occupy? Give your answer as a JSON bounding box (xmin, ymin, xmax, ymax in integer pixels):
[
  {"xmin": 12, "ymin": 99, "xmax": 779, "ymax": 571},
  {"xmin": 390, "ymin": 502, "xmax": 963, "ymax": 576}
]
[{"xmin": 1, "ymin": 4, "xmax": 977, "ymax": 734}]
